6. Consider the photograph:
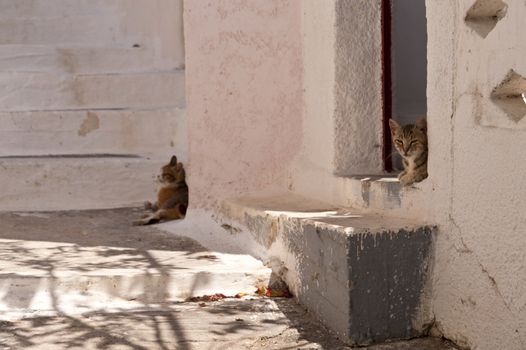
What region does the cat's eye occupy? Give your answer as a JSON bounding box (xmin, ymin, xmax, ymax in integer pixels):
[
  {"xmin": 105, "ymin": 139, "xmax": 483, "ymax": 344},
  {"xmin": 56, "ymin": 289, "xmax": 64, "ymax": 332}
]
[{"xmin": 395, "ymin": 140, "xmax": 403, "ymax": 145}]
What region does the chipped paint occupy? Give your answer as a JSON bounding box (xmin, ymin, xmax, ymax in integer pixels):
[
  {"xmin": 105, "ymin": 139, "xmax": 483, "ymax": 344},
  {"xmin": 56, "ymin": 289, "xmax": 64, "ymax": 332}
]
[{"xmin": 77, "ymin": 111, "xmax": 100, "ymax": 137}]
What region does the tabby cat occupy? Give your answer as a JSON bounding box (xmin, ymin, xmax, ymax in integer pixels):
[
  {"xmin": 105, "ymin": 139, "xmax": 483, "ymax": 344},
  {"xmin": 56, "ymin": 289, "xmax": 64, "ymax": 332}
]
[
  {"xmin": 134, "ymin": 155, "xmax": 188, "ymax": 225},
  {"xmin": 389, "ymin": 118, "xmax": 428, "ymax": 186}
]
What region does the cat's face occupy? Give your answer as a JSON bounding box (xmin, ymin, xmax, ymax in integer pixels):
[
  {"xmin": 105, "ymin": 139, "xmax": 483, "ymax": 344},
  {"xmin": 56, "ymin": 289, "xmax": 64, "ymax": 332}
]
[
  {"xmin": 159, "ymin": 155, "xmax": 185, "ymax": 184},
  {"xmin": 389, "ymin": 119, "xmax": 427, "ymax": 159}
]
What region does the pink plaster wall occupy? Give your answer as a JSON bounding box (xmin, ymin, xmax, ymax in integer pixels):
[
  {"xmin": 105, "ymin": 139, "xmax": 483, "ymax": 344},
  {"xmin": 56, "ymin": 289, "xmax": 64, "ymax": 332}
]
[{"xmin": 184, "ymin": 0, "xmax": 303, "ymax": 208}]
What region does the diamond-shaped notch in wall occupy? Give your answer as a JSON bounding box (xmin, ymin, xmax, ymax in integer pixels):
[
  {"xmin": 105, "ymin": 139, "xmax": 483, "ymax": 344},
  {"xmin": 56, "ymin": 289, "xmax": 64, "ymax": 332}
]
[
  {"xmin": 465, "ymin": 0, "xmax": 507, "ymax": 38},
  {"xmin": 491, "ymin": 70, "xmax": 526, "ymax": 123}
]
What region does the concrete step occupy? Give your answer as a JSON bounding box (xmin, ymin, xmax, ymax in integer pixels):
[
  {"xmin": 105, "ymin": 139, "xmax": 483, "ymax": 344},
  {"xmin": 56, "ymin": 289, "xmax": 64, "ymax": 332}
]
[
  {"xmin": 0, "ymin": 45, "xmax": 180, "ymax": 74},
  {"xmin": 0, "ymin": 0, "xmax": 134, "ymax": 19},
  {"xmin": 0, "ymin": 304, "xmax": 457, "ymax": 349},
  {"xmin": 0, "ymin": 0, "xmax": 181, "ymax": 47},
  {"xmin": 345, "ymin": 175, "xmax": 402, "ymax": 210},
  {"xmin": 0, "ymin": 210, "xmax": 456, "ymax": 350},
  {"xmin": 0, "ymin": 208, "xmax": 271, "ymax": 318},
  {"xmin": 350, "ymin": 175, "xmax": 432, "ymax": 217},
  {"xmin": 0, "ymin": 71, "xmax": 185, "ymax": 111},
  {"xmin": 0, "ymin": 155, "xmax": 171, "ymax": 211},
  {"xmin": 0, "ymin": 108, "xmax": 187, "ymax": 156},
  {"xmin": 0, "ymin": 15, "xmax": 140, "ymax": 47},
  {"xmin": 343, "ymin": 175, "xmax": 407, "ymax": 212},
  {"xmin": 200, "ymin": 194, "xmax": 436, "ymax": 346},
  {"xmin": 314, "ymin": 175, "xmax": 430, "ymax": 216},
  {"xmin": 0, "ymin": 300, "xmax": 312, "ymax": 349},
  {"xmin": 0, "ymin": 0, "xmax": 178, "ymax": 20}
]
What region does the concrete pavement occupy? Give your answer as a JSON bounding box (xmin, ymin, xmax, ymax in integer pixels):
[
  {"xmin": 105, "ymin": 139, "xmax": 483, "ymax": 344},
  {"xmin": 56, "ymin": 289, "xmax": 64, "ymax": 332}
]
[{"xmin": 0, "ymin": 208, "xmax": 457, "ymax": 349}]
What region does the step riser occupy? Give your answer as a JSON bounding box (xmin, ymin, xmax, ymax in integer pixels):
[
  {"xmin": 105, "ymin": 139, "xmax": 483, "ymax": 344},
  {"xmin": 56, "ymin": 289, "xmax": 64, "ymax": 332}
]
[
  {"xmin": 0, "ymin": 0, "xmax": 181, "ymax": 47},
  {"xmin": 0, "ymin": 0, "xmax": 134, "ymax": 19},
  {"xmin": 0, "ymin": 109, "xmax": 186, "ymax": 156},
  {"xmin": 344, "ymin": 177, "xmax": 431, "ymax": 216},
  {"xmin": 0, "ymin": 158, "xmax": 162, "ymax": 210},
  {"xmin": 0, "ymin": 208, "xmax": 271, "ymax": 319},
  {"xmin": 1, "ymin": 272, "xmax": 265, "ymax": 314},
  {"xmin": 0, "ymin": 72, "xmax": 185, "ymax": 111},
  {"xmin": 0, "ymin": 17, "xmax": 142, "ymax": 47},
  {"xmin": 0, "ymin": 46, "xmax": 179, "ymax": 74},
  {"xmin": 347, "ymin": 177, "xmax": 403, "ymax": 211},
  {"xmin": 0, "ymin": 0, "xmax": 178, "ymax": 20}
]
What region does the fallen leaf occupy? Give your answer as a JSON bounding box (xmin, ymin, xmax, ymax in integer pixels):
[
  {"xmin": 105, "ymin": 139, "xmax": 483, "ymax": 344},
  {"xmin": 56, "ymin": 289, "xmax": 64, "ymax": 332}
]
[
  {"xmin": 256, "ymin": 286, "xmax": 292, "ymax": 298},
  {"xmin": 186, "ymin": 293, "xmax": 228, "ymax": 302}
]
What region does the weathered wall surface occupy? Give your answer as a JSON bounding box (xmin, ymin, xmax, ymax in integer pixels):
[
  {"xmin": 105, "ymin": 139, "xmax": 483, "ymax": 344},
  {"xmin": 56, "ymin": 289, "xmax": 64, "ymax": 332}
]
[
  {"xmin": 428, "ymin": 1, "xmax": 526, "ymax": 349},
  {"xmin": 0, "ymin": 0, "xmax": 187, "ymax": 210},
  {"xmin": 298, "ymin": 0, "xmax": 336, "ymax": 180},
  {"xmin": 291, "ymin": 0, "xmax": 384, "ymax": 208},
  {"xmin": 0, "ymin": 0, "xmax": 185, "ymax": 66},
  {"xmin": 184, "ymin": 0, "xmax": 303, "ymax": 208},
  {"xmin": 181, "ymin": 1, "xmax": 526, "ymax": 348},
  {"xmin": 333, "ymin": 0, "xmax": 384, "ymax": 176},
  {"xmin": 289, "ymin": 1, "xmax": 336, "ymax": 201},
  {"xmin": 0, "ymin": 0, "xmax": 186, "ymax": 157}
]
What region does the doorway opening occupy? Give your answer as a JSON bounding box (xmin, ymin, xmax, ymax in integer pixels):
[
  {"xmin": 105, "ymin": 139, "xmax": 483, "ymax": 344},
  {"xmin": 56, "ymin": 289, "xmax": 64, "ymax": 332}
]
[{"xmin": 382, "ymin": 0, "xmax": 427, "ymax": 172}]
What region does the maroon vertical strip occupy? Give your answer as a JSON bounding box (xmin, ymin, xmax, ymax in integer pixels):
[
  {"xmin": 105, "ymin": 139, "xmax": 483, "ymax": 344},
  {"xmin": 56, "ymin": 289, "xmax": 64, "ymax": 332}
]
[{"xmin": 381, "ymin": 0, "xmax": 393, "ymax": 172}]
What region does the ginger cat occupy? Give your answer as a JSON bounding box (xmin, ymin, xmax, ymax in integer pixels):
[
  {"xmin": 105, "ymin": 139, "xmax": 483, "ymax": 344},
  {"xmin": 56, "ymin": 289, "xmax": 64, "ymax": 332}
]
[{"xmin": 134, "ymin": 155, "xmax": 188, "ymax": 225}]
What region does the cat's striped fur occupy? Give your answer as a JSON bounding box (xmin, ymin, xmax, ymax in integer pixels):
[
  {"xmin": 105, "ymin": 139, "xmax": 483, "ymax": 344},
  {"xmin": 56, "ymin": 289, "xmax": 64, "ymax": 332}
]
[{"xmin": 389, "ymin": 118, "xmax": 428, "ymax": 186}]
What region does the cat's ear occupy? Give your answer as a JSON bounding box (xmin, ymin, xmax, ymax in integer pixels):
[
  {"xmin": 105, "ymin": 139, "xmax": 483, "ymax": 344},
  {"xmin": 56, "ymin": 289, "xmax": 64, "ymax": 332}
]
[
  {"xmin": 388, "ymin": 119, "xmax": 400, "ymax": 136},
  {"xmin": 415, "ymin": 117, "xmax": 427, "ymax": 132},
  {"xmin": 169, "ymin": 155, "xmax": 178, "ymax": 166}
]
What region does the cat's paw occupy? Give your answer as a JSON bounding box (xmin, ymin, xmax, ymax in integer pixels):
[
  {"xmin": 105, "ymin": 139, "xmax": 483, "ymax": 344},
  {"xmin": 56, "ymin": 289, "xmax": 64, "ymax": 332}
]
[
  {"xmin": 133, "ymin": 218, "xmax": 147, "ymax": 226},
  {"xmin": 133, "ymin": 215, "xmax": 160, "ymax": 226},
  {"xmin": 398, "ymin": 174, "xmax": 414, "ymax": 186},
  {"xmin": 413, "ymin": 172, "xmax": 428, "ymax": 183}
]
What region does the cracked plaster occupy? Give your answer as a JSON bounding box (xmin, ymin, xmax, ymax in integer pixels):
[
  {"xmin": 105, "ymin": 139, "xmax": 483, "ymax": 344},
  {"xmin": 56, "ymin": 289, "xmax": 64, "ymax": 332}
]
[
  {"xmin": 428, "ymin": 1, "xmax": 526, "ymax": 349},
  {"xmin": 182, "ymin": 1, "xmax": 526, "ymax": 349}
]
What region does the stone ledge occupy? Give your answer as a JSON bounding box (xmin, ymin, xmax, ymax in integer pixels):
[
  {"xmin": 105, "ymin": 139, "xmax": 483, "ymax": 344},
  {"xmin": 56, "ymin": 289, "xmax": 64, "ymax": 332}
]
[
  {"xmin": 0, "ymin": 45, "xmax": 180, "ymax": 74},
  {"xmin": 338, "ymin": 175, "xmax": 430, "ymax": 214},
  {"xmin": 0, "ymin": 208, "xmax": 271, "ymax": 318},
  {"xmin": 0, "ymin": 155, "xmax": 164, "ymax": 211},
  {"xmin": 346, "ymin": 175, "xmax": 402, "ymax": 210},
  {"xmin": 216, "ymin": 193, "xmax": 436, "ymax": 346},
  {"xmin": 0, "ymin": 71, "xmax": 185, "ymax": 111},
  {"xmin": 0, "ymin": 108, "xmax": 186, "ymax": 157}
]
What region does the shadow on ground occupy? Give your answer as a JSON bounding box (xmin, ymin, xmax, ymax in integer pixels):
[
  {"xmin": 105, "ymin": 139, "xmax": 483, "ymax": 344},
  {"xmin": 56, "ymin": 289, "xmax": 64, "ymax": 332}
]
[
  {"xmin": 0, "ymin": 300, "xmax": 312, "ymax": 350},
  {"xmin": 0, "ymin": 208, "xmax": 349, "ymax": 349},
  {"xmin": 0, "ymin": 208, "xmax": 456, "ymax": 349}
]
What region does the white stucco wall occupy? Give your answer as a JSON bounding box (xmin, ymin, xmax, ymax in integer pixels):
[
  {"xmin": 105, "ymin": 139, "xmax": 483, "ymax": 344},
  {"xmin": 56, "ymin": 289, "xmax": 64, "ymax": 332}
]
[
  {"xmin": 184, "ymin": 0, "xmax": 303, "ymax": 209},
  {"xmin": 0, "ymin": 0, "xmax": 187, "ymax": 210},
  {"xmin": 333, "ymin": 0, "xmax": 384, "ymax": 176},
  {"xmin": 182, "ymin": 1, "xmax": 526, "ymax": 348},
  {"xmin": 427, "ymin": 1, "xmax": 526, "ymax": 349},
  {"xmin": 0, "ymin": 0, "xmax": 185, "ymax": 68},
  {"xmin": 291, "ymin": 0, "xmax": 385, "ymax": 208},
  {"xmin": 0, "ymin": 0, "xmax": 186, "ymax": 155},
  {"xmin": 297, "ymin": 0, "xmax": 336, "ymax": 181}
]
